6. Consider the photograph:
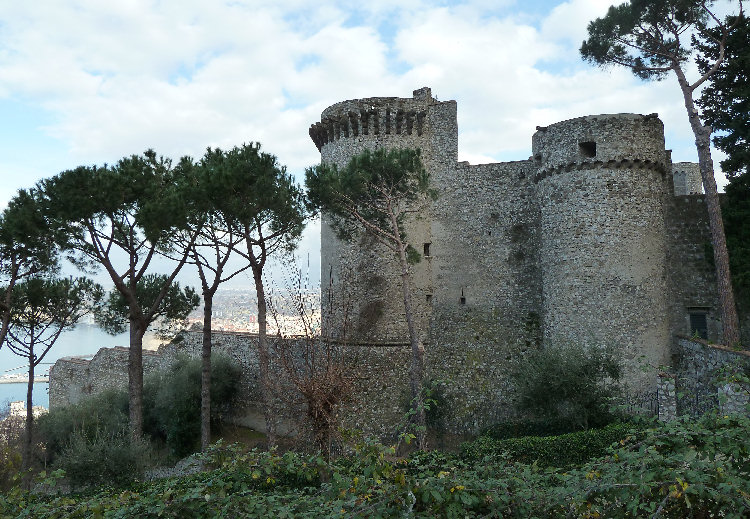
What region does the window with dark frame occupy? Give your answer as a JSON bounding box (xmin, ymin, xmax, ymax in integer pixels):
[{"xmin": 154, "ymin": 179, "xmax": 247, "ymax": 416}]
[
  {"xmin": 579, "ymin": 141, "xmax": 596, "ymax": 158},
  {"xmin": 423, "ymin": 242, "xmax": 431, "ymax": 257},
  {"xmin": 688, "ymin": 310, "xmax": 708, "ymax": 339}
]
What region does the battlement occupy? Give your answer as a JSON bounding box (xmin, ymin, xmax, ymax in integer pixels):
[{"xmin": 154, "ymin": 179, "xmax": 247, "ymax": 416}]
[
  {"xmin": 534, "ymin": 158, "xmax": 668, "ymax": 183},
  {"xmin": 309, "ymin": 87, "xmax": 438, "ymax": 151},
  {"xmin": 532, "ymin": 113, "xmax": 668, "ymax": 176}
]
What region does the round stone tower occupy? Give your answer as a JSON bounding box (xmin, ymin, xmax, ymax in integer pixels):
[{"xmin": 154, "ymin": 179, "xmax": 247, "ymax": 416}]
[
  {"xmin": 533, "ymin": 114, "xmax": 672, "ymax": 387},
  {"xmin": 311, "ymin": 87, "xmax": 457, "ymax": 341}
]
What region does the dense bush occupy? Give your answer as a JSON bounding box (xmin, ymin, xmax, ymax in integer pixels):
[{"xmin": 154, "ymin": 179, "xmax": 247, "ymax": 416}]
[
  {"xmin": 3, "ymin": 413, "xmax": 750, "ymax": 518},
  {"xmin": 143, "ymin": 355, "xmax": 240, "ymax": 457},
  {"xmin": 0, "ymin": 413, "xmax": 24, "ymax": 491},
  {"xmin": 37, "ymin": 389, "xmax": 129, "ymax": 461},
  {"xmin": 481, "ymin": 415, "xmax": 583, "ymax": 439},
  {"xmin": 461, "ymin": 421, "xmax": 639, "ymax": 467},
  {"xmin": 34, "ymin": 354, "xmax": 241, "ymax": 488},
  {"xmin": 54, "ymin": 431, "xmax": 152, "ymax": 489},
  {"xmin": 512, "ymin": 342, "xmax": 623, "ymax": 431}
]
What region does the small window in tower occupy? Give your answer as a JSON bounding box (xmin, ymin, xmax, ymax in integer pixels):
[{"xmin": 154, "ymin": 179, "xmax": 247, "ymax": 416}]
[
  {"xmin": 579, "ymin": 141, "xmax": 597, "ymax": 158},
  {"xmin": 426, "ymin": 294, "xmax": 432, "ymax": 303},
  {"xmin": 688, "ymin": 310, "xmax": 708, "ymax": 339},
  {"xmin": 423, "ymin": 242, "xmax": 431, "ymax": 257},
  {"xmin": 460, "ymin": 296, "xmax": 466, "ymax": 305}
]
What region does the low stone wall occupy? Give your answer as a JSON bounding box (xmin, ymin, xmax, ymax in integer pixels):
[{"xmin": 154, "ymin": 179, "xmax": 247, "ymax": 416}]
[
  {"xmin": 50, "ymin": 332, "xmax": 750, "ymax": 439},
  {"xmin": 48, "ymin": 330, "xmax": 517, "ymax": 438},
  {"xmin": 49, "ymin": 332, "xmax": 267, "ymax": 429},
  {"xmin": 667, "ymin": 337, "xmax": 750, "ymax": 417},
  {"xmin": 49, "ymin": 347, "xmax": 167, "ymax": 409}
]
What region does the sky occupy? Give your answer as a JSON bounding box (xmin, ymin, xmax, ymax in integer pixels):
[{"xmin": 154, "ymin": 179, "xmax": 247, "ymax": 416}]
[{"xmin": 0, "ymin": 0, "xmax": 742, "ymax": 290}]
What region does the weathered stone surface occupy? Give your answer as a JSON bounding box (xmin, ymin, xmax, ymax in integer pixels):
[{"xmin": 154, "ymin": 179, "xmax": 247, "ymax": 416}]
[
  {"xmin": 49, "ymin": 87, "xmax": 745, "ymax": 439},
  {"xmin": 674, "ymin": 337, "xmax": 750, "ymax": 416},
  {"xmin": 312, "ymin": 87, "xmax": 728, "ymax": 430}
]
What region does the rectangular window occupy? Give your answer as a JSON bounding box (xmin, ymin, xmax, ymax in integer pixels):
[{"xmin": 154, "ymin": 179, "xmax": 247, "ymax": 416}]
[
  {"xmin": 423, "ymin": 242, "xmax": 431, "ymax": 257},
  {"xmin": 579, "ymin": 141, "xmax": 596, "ymax": 158},
  {"xmin": 689, "ymin": 311, "xmax": 708, "ymax": 339}
]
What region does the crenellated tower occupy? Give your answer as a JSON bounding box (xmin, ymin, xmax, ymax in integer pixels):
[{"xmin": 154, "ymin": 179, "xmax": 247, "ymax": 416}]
[
  {"xmin": 312, "ymin": 87, "xmax": 457, "ymax": 341},
  {"xmin": 310, "ymin": 88, "xmax": 722, "ymax": 433}
]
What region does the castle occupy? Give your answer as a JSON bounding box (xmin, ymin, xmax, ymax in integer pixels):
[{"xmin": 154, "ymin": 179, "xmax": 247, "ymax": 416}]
[
  {"xmin": 311, "ymin": 86, "xmax": 724, "ymax": 426},
  {"xmin": 51, "ymin": 87, "xmax": 745, "ymax": 437}
]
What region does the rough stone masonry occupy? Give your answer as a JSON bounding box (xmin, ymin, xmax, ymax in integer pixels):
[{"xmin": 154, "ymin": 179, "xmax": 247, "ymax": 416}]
[
  {"xmin": 311, "ymin": 87, "xmax": 725, "ymax": 432},
  {"xmin": 50, "ymin": 87, "xmax": 739, "ymax": 438}
]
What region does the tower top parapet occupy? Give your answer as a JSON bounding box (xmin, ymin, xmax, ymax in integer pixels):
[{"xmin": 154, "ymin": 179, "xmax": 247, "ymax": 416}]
[
  {"xmin": 532, "ymin": 113, "xmax": 668, "ymax": 179},
  {"xmin": 309, "ymin": 87, "xmax": 440, "ymax": 151}
]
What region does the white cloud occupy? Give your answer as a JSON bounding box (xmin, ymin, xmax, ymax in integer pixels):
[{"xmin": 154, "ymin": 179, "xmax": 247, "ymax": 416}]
[{"xmin": 0, "ymin": 0, "xmax": 741, "ymax": 258}]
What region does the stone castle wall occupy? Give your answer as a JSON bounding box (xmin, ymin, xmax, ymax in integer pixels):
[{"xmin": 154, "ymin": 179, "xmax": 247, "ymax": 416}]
[
  {"xmin": 49, "ymin": 332, "xmax": 268, "ymax": 430},
  {"xmin": 533, "ymin": 115, "xmax": 673, "ymax": 387},
  {"xmin": 672, "ymin": 162, "xmax": 703, "ymax": 196},
  {"xmin": 48, "ymin": 87, "xmax": 731, "ymax": 438},
  {"xmin": 673, "ymin": 337, "xmax": 750, "ymax": 416},
  {"xmin": 312, "ymin": 87, "xmax": 721, "ymax": 427}
]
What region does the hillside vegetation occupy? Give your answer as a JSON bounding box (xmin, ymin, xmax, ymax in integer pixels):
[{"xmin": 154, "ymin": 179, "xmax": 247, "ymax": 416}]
[{"xmin": 2, "ymin": 413, "xmax": 749, "ymax": 518}]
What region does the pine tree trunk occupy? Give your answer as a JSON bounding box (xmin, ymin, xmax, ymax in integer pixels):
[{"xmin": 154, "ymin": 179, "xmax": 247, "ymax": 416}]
[
  {"xmin": 200, "ymin": 294, "xmax": 213, "ymax": 451},
  {"xmin": 128, "ymin": 317, "xmax": 145, "ymax": 442},
  {"xmin": 391, "ymin": 209, "xmax": 426, "ymax": 449},
  {"xmin": 0, "ymin": 313, "xmax": 10, "ymax": 351},
  {"xmin": 253, "ymin": 267, "xmax": 277, "ymax": 446},
  {"xmin": 676, "ymin": 66, "xmax": 741, "ymax": 346},
  {"xmin": 23, "ymin": 355, "xmax": 34, "ymax": 476}
]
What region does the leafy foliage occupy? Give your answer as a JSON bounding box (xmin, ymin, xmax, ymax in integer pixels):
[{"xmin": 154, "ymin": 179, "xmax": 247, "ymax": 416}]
[
  {"xmin": 36, "ymin": 150, "xmax": 201, "ymax": 438},
  {"xmin": 581, "ymin": 0, "xmax": 744, "ymax": 347},
  {"xmin": 512, "ymin": 343, "xmax": 623, "ymax": 431},
  {"xmin": 54, "ymin": 432, "xmax": 153, "ymax": 490},
  {"xmin": 723, "ymin": 179, "xmax": 750, "ymax": 312},
  {"xmin": 306, "ymin": 148, "xmax": 433, "ymax": 448},
  {"xmin": 0, "ymin": 413, "xmax": 24, "ymax": 492},
  {"xmin": 461, "ymin": 422, "xmax": 638, "ymax": 468},
  {"xmin": 306, "ymin": 148, "xmax": 430, "ymax": 248},
  {"xmin": 195, "ymin": 144, "xmax": 306, "ymax": 255},
  {"xmin": 0, "ymin": 190, "xmax": 61, "ymax": 349},
  {"xmin": 94, "ymin": 274, "xmax": 198, "ymax": 338},
  {"xmin": 143, "ymin": 355, "xmax": 241, "ymax": 457},
  {"xmin": 36, "ymin": 355, "xmax": 239, "ymax": 485},
  {"xmin": 581, "ymin": 0, "xmax": 713, "ymax": 79},
  {"xmin": 188, "ymin": 143, "xmax": 307, "ymax": 446},
  {"xmin": 38, "ymin": 151, "xmax": 188, "ymax": 263},
  {"xmin": 696, "ymin": 13, "xmax": 750, "ymax": 180},
  {"xmin": 5, "ymin": 414, "xmax": 750, "ymax": 518},
  {"xmin": 481, "ymin": 415, "xmax": 590, "ymax": 440},
  {"xmin": 5, "ymin": 276, "xmax": 102, "ymax": 362},
  {"xmin": 37, "ymin": 389, "xmax": 130, "ymax": 461},
  {"xmin": 695, "ymin": 13, "xmax": 750, "ymax": 313}
]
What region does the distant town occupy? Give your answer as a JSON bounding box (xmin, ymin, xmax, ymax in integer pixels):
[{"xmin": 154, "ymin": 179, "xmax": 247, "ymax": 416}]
[{"xmin": 184, "ymin": 287, "xmax": 321, "ymax": 337}]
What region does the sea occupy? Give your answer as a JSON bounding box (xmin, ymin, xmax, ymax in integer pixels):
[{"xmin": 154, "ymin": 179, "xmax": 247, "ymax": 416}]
[{"xmin": 0, "ymin": 325, "xmax": 129, "ymax": 411}]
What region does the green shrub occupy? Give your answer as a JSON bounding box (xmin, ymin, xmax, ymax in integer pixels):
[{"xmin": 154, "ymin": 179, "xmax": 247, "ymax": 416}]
[
  {"xmin": 512, "ymin": 342, "xmax": 623, "ymax": 431},
  {"xmin": 461, "ymin": 422, "xmax": 639, "ymax": 467},
  {"xmin": 0, "ymin": 408, "xmax": 24, "ymax": 491},
  {"xmin": 144, "ymin": 355, "xmax": 240, "ymax": 457},
  {"xmin": 3, "ymin": 415, "xmax": 750, "ymax": 518},
  {"xmin": 481, "ymin": 415, "xmax": 583, "ymax": 439},
  {"xmin": 55, "ymin": 430, "xmax": 152, "ymax": 489},
  {"xmin": 37, "ymin": 389, "xmax": 129, "ymax": 461},
  {"xmin": 0, "ymin": 442, "xmax": 23, "ymax": 492},
  {"xmin": 38, "ymin": 355, "xmax": 240, "ymax": 465}
]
